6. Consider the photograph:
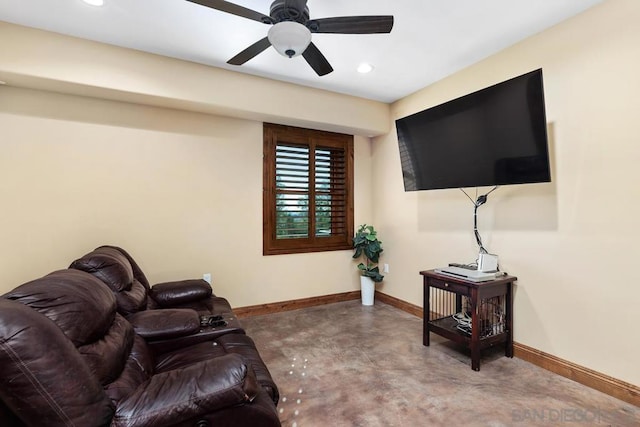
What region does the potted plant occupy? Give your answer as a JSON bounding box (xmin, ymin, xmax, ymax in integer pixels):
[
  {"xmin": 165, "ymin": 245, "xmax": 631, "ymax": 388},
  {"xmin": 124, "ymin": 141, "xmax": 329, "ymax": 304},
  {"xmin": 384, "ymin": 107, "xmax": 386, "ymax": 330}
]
[{"xmin": 353, "ymin": 224, "xmax": 384, "ymax": 305}]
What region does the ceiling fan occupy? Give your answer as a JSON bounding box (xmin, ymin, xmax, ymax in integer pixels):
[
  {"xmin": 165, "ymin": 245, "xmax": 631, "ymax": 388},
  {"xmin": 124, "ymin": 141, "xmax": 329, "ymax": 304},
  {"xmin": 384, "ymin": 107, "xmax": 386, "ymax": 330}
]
[{"xmin": 186, "ymin": 0, "xmax": 394, "ymax": 76}]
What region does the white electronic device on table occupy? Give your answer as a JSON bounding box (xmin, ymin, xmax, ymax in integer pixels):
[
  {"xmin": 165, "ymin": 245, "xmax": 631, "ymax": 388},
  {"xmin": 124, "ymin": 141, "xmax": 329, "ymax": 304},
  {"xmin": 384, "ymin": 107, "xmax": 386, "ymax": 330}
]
[
  {"xmin": 477, "ymin": 253, "xmax": 498, "ymax": 272},
  {"xmin": 435, "ymin": 266, "xmax": 499, "ymax": 282}
]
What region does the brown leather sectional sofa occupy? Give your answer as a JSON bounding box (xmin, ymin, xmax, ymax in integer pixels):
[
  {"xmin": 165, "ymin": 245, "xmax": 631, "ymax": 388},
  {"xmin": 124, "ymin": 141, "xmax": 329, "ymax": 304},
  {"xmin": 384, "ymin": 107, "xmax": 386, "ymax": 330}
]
[{"xmin": 0, "ymin": 246, "xmax": 280, "ymax": 427}]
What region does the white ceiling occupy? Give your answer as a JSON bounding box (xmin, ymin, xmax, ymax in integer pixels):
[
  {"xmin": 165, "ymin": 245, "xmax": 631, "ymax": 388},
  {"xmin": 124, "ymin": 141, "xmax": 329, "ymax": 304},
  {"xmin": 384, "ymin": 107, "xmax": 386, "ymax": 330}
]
[{"xmin": 0, "ymin": 0, "xmax": 604, "ymax": 103}]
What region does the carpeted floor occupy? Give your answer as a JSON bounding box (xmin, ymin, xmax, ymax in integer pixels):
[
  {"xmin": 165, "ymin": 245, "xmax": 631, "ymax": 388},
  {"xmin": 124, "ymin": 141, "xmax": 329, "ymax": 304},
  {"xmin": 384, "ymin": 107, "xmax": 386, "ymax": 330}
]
[{"xmin": 241, "ymin": 300, "xmax": 639, "ymax": 427}]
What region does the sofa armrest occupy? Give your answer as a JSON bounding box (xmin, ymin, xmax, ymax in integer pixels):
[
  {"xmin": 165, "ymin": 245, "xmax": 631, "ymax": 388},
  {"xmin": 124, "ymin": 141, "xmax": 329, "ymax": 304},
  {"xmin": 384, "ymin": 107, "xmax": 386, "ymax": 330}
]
[
  {"xmin": 112, "ymin": 354, "xmax": 258, "ymax": 427},
  {"xmin": 150, "ymin": 279, "xmax": 213, "ymax": 307},
  {"xmin": 127, "ymin": 309, "xmax": 200, "ymax": 340}
]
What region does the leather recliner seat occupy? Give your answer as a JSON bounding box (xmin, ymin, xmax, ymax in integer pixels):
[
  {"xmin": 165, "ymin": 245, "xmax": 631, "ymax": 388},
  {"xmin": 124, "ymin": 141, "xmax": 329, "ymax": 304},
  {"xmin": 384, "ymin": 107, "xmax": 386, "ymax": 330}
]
[
  {"xmin": 0, "ymin": 269, "xmax": 281, "ymax": 427},
  {"xmin": 68, "ymin": 246, "xmax": 279, "ymax": 404}
]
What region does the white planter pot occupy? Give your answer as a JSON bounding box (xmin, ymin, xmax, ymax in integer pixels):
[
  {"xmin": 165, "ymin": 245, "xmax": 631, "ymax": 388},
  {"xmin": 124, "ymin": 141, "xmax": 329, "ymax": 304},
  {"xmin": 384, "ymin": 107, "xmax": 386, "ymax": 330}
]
[{"xmin": 360, "ymin": 276, "xmax": 375, "ymax": 306}]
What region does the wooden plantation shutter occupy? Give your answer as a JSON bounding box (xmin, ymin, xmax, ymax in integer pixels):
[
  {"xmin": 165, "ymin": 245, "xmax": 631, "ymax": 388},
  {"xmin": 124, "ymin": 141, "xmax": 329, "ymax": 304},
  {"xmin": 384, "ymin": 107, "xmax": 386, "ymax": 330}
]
[
  {"xmin": 275, "ymin": 144, "xmax": 310, "ymax": 239},
  {"xmin": 315, "ymin": 144, "xmax": 348, "ymax": 238},
  {"xmin": 264, "ymin": 123, "xmax": 354, "ymax": 255}
]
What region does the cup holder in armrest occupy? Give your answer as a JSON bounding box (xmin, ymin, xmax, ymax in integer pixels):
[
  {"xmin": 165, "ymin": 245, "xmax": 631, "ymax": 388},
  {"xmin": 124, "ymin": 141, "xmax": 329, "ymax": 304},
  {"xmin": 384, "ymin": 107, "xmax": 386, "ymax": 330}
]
[{"xmin": 200, "ymin": 315, "xmax": 225, "ymax": 328}]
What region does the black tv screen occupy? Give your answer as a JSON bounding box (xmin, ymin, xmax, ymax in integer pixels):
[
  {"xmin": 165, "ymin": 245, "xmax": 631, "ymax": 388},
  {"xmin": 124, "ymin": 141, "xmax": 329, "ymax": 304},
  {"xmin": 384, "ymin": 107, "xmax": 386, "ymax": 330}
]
[{"xmin": 395, "ymin": 69, "xmax": 551, "ymax": 191}]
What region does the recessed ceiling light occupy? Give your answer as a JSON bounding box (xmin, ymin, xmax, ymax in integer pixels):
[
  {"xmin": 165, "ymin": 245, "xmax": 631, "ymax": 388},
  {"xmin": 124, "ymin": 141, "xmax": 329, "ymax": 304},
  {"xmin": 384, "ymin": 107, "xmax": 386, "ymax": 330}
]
[
  {"xmin": 0, "ymin": 80, "xmax": 6, "ymax": 85},
  {"xmin": 82, "ymin": 0, "xmax": 105, "ymax": 6},
  {"xmin": 357, "ymin": 63, "xmax": 374, "ymax": 74}
]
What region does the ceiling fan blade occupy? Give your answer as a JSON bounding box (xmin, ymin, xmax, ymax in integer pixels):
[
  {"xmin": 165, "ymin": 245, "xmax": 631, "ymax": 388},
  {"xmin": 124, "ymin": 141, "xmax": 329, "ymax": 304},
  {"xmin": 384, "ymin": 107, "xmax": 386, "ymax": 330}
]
[
  {"xmin": 186, "ymin": 0, "xmax": 273, "ymax": 24},
  {"xmin": 227, "ymin": 37, "xmax": 272, "ymax": 65},
  {"xmin": 302, "ymin": 42, "xmax": 333, "ymax": 76},
  {"xmin": 307, "ymin": 16, "xmax": 394, "ymax": 34}
]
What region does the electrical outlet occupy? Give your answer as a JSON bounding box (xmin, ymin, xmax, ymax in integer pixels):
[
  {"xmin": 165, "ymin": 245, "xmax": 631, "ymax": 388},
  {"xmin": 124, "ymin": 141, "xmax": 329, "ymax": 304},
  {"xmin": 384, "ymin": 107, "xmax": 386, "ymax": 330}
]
[
  {"xmin": 383, "ymin": 263, "xmax": 389, "ymax": 273},
  {"xmin": 202, "ymin": 273, "xmax": 212, "ymax": 284}
]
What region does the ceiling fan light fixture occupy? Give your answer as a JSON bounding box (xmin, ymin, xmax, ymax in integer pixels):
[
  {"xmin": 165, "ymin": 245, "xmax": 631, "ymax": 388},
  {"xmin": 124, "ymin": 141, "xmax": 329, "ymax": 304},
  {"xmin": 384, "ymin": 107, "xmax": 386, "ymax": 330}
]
[{"xmin": 268, "ymin": 21, "xmax": 312, "ymax": 58}]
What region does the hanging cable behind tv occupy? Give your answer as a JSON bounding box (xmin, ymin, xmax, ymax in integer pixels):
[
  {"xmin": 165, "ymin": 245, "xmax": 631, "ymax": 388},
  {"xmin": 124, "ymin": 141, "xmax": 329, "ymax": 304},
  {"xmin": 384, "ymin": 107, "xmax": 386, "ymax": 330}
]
[{"xmin": 460, "ymin": 186, "xmax": 499, "ymax": 272}]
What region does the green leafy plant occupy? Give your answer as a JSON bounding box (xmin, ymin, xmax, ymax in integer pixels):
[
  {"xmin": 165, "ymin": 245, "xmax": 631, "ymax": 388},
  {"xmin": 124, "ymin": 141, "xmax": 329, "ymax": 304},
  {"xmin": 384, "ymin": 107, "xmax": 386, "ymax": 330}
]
[{"xmin": 353, "ymin": 224, "xmax": 384, "ymax": 282}]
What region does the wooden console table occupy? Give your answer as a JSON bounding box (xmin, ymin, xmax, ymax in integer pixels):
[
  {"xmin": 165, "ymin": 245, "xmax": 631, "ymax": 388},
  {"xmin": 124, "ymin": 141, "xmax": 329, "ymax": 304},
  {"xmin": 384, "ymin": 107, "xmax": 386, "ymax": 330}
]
[{"xmin": 420, "ymin": 269, "xmax": 517, "ymax": 371}]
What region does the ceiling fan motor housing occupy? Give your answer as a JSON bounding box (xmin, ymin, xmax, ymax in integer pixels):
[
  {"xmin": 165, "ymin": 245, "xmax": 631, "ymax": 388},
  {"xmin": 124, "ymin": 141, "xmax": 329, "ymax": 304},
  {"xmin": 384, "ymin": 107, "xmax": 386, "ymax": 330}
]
[
  {"xmin": 190, "ymin": 0, "xmax": 393, "ymax": 76},
  {"xmin": 270, "ymin": 0, "xmax": 309, "ymax": 24}
]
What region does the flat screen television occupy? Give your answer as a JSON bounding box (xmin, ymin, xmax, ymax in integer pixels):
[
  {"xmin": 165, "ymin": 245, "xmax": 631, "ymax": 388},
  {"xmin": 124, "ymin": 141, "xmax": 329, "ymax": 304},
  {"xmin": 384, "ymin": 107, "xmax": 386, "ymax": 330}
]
[{"xmin": 395, "ymin": 69, "xmax": 551, "ymax": 191}]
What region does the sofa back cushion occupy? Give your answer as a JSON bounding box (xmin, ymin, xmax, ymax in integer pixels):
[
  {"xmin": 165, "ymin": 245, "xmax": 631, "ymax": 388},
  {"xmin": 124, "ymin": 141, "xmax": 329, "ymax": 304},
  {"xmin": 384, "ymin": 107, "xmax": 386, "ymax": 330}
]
[
  {"xmin": 70, "ymin": 247, "xmax": 148, "ymax": 316},
  {"xmin": 4, "ymin": 270, "xmax": 146, "ymax": 387},
  {"xmin": 73, "ymin": 247, "xmax": 134, "ymax": 292},
  {"xmin": 3, "ymin": 269, "xmax": 157, "ymax": 409},
  {"xmin": 0, "ymin": 298, "xmax": 114, "ymax": 426},
  {"xmin": 99, "ymin": 245, "xmax": 152, "ymax": 291},
  {"xmin": 4, "ymin": 269, "xmax": 116, "ymax": 346}
]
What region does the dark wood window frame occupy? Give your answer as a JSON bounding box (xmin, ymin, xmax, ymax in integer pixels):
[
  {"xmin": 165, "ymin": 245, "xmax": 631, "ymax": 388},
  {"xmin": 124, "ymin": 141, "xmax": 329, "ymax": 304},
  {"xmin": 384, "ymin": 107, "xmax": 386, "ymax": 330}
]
[{"xmin": 263, "ymin": 123, "xmax": 354, "ymax": 255}]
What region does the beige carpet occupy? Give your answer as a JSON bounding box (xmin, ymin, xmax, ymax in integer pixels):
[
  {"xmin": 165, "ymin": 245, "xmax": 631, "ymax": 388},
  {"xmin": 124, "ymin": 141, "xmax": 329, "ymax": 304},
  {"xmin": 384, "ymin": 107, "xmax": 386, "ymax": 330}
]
[{"xmin": 242, "ymin": 300, "xmax": 639, "ymax": 427}]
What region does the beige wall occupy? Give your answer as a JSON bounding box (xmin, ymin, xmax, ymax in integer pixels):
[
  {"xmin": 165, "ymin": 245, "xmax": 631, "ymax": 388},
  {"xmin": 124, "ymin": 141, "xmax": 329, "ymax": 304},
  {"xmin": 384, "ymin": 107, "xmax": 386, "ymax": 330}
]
[
  {"xmin": 373, "ymin": 0, "xmax": 640, "ymax": 386},
  {"xmin": 0, "ymin": 18, "xmax": 382, "ymax": 309},
  {"xmin": 0, "ymin": 85, "xmax": 374, "ymax": 307}
]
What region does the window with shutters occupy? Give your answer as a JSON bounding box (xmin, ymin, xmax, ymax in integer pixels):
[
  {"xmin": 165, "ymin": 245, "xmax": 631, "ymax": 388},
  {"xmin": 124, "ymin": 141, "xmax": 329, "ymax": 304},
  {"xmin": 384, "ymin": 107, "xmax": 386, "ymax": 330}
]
[{"xmin": 263, "ymin": 123, "xmax": 354, "ymax": 255}]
